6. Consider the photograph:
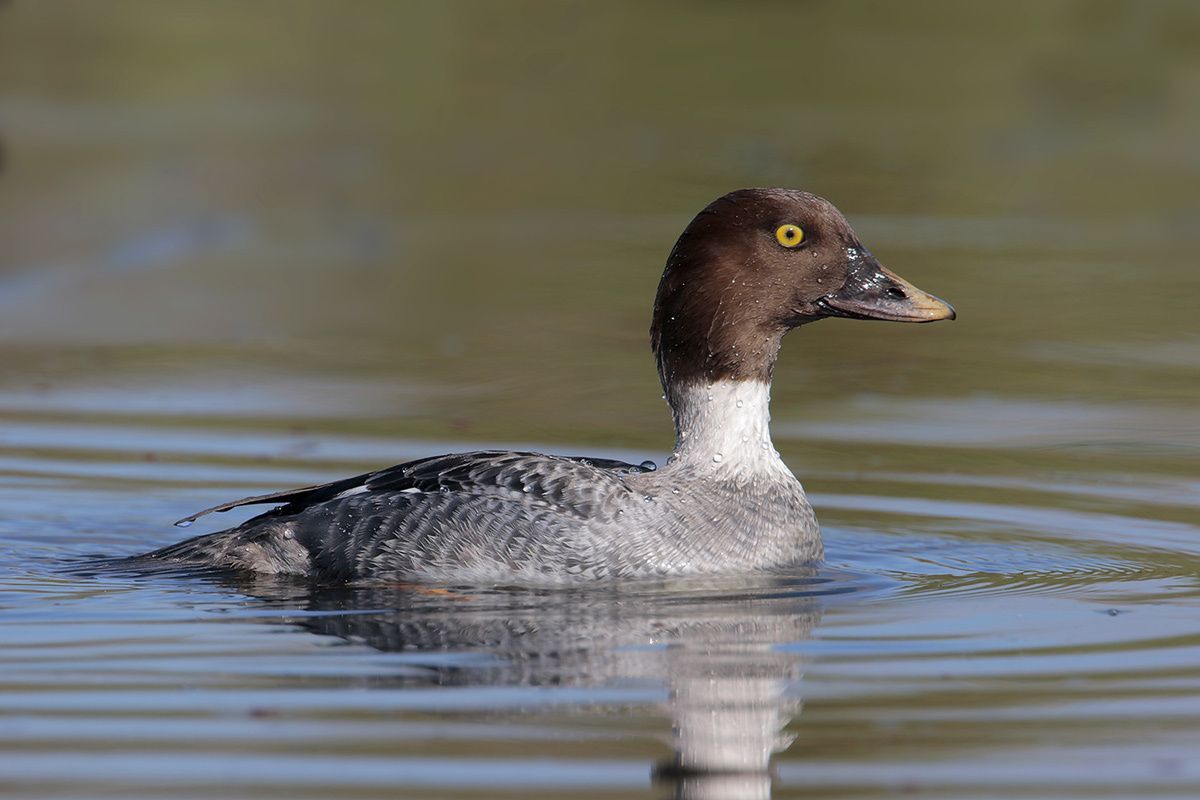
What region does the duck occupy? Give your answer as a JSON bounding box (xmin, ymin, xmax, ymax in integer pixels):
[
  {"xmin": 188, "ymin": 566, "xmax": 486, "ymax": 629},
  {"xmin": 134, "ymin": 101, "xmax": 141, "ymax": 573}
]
[{"xmin": 142, "ymin": 188, "xmax": 954, "ymax": 584}]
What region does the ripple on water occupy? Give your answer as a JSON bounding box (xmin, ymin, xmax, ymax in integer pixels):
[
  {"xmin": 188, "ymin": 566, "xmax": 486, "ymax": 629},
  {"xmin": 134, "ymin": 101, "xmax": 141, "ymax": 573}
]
[{"xmin": 1, "ymin": 416, "xmax": 1200, "ymax": 798}]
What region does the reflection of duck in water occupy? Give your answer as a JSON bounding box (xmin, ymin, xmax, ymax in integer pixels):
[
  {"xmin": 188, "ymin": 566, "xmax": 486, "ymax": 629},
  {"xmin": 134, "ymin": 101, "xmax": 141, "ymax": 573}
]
[
  {"xmin": 224, "ymin": 573, "xmax": 825, "ymax": 800},
  {"xmin": 141, "ymin": 189, "xmax": 953, "ymax": 584}
]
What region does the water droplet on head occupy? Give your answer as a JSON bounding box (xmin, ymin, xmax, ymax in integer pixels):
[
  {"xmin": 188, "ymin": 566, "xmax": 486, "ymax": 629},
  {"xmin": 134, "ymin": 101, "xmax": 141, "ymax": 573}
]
[
  {"xmin": 639, "ymin": 460, "xmax": 657, "ymax": 471},
  {"xmin": 643, "ymin": 495, "xmax": 653, "ymax": 503},
  {"xmin": 736, "ymin": 399, "xmax": 743, "ymax": 408},
  {"xmin": 712, "ymin": 453, "xmax": 723, "ymax": 463},
  {"xmin": 671, "ymin": 488, "xmax": 680, "ymax": 495},
  {"xmin": 522, "ymin": 485, "xmax": 532, "ymax": 493}
]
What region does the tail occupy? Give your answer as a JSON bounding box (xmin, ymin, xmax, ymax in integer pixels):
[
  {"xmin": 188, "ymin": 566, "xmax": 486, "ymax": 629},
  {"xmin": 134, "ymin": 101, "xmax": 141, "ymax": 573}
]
[
  {"xmin": 140, "ymin": 529, "xmax": 245, "ymax": 564},
  {"xmin": 135, "ymin": 520, "xmax": 314, "ymax": 576}
]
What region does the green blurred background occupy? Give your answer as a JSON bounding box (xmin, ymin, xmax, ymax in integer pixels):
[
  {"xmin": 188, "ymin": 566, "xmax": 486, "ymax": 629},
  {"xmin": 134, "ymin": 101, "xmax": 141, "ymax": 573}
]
[{"xmin": 1, "ymin": 0, "xmax": 1197, "ymax": 453}]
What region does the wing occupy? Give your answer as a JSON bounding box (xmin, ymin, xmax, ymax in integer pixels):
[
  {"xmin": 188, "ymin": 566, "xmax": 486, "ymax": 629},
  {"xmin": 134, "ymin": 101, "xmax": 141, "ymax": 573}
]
[{"xmin": 175, "ymin": 450, "xmax": 655, "ymax": 527}]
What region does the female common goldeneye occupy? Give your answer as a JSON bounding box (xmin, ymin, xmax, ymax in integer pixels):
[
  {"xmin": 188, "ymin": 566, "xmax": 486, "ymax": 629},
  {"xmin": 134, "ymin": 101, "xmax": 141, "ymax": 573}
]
[{"xmin": 144, "ymin": 189, "xmax": 954, "ymax": 584}]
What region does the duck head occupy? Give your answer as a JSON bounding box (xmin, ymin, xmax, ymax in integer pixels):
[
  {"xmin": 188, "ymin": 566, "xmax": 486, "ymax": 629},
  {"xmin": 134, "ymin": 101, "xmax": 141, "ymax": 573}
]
[{"xmin": 651, "ymin": 188, "xmax": 955, "ymax": 390}]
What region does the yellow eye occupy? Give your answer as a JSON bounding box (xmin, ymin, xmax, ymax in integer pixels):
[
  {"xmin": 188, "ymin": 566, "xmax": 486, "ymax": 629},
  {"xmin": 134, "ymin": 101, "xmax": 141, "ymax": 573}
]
[{"xmin": 775, "ymin": 224, "xmax": 805, "ymax": 248}]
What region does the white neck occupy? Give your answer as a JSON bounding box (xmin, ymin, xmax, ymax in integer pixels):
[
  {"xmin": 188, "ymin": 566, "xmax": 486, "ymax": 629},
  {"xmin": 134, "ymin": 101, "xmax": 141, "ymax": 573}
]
[{"xmin": 666, "ymin": 380, "xmax": 792, "ymax": 478}]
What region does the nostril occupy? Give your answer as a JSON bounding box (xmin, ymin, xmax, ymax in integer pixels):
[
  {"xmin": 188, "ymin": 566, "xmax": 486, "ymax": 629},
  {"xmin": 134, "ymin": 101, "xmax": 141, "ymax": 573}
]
[{"xmin": 885, "ymin": 286, "xmax": 906, "ymax": 300}]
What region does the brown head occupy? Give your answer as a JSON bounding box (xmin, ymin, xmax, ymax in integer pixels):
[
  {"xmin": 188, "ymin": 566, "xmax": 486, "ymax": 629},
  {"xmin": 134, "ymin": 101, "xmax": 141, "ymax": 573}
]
[{"xmin": 651, "ymin": 188, "xmax": 954, "ymax": 394}]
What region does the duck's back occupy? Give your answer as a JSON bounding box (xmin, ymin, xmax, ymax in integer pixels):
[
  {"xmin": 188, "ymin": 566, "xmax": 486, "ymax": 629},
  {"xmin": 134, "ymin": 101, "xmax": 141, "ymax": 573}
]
[
  {"xmin": 149, "ymin": 451, "xmax": 648, "ymax": 582},
  {"xmin": 145, "ymin": 449, "xmax": 818, "ymax": 584}
]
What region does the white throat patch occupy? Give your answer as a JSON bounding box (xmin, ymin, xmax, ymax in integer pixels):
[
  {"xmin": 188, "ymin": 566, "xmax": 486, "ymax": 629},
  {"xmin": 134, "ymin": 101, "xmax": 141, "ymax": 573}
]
[{"xmin": 668, "ymin": 380, "xmax": 792, "ymax": 478}]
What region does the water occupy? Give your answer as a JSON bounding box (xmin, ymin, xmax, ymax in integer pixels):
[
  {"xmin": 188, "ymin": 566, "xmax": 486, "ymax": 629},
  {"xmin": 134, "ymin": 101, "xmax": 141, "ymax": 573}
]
[{"xmin": 2, "ymin": 2, "xmax": 1199, "ymax": 798}]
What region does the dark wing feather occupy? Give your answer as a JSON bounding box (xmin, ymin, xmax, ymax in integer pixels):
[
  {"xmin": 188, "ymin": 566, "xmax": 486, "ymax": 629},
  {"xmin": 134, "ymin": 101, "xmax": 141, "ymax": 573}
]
[
  {"xmin": 173, "ymin": 471, "xmax": 375, "ymax": 526},
  {"xmin": 175, "ymin": 451, "xmax": 653, "ymax": 526}
]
